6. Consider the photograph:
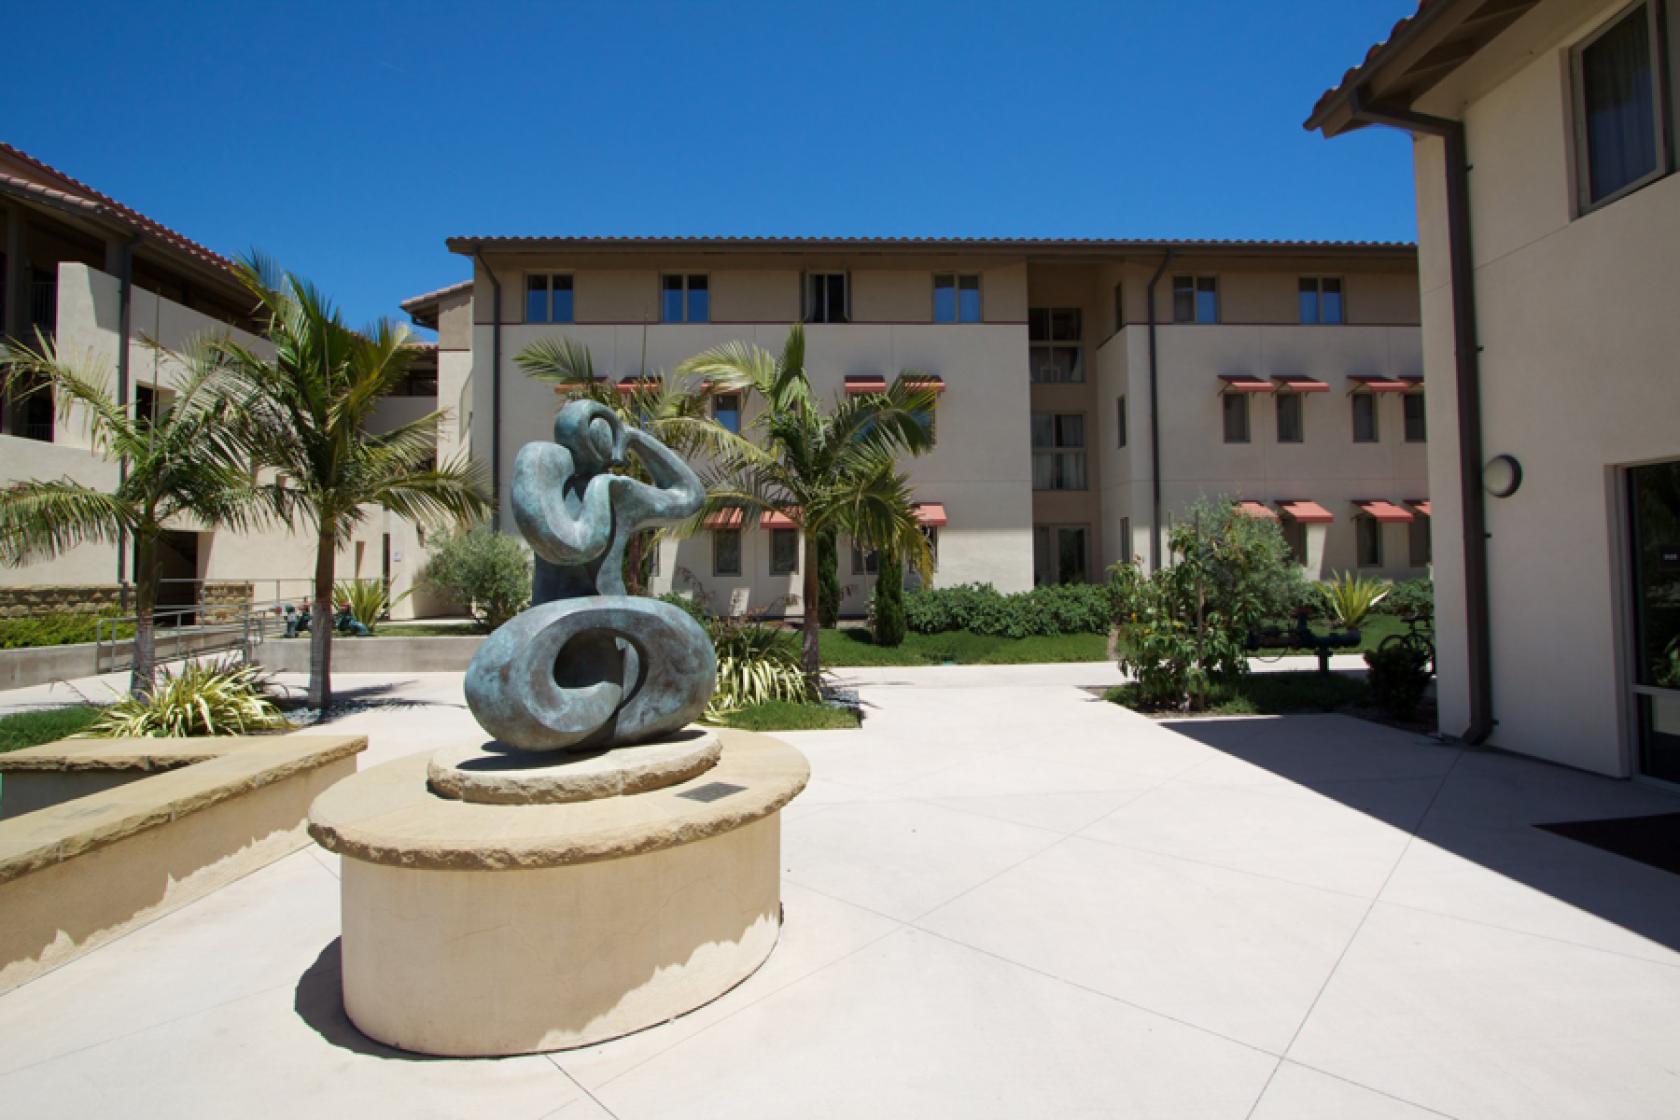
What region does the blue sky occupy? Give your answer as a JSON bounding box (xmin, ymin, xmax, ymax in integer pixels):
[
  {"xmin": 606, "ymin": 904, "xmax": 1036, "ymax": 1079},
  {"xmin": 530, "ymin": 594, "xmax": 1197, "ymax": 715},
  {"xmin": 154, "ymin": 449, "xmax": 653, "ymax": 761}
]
[{"xmin": 4, "ymin": 1, "xmax": 1415, "ymax": 331}]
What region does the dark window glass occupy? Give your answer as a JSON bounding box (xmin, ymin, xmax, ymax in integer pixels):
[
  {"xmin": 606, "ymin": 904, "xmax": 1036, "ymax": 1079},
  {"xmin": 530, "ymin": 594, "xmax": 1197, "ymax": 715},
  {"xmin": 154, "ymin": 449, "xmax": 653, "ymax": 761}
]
[
  {"xmin": 712, "ymin": 392, "xmax": 741, "ymax": 435},
  {"xmin": 1353, "ymin": 394, "xmax": 1379, "ymax": 443},
  {"xmin": 1322, "ymin": 277, "xmax": 1343, "ymax": 324},
  {"xmin": 1580, "ymin": 5, "xmax": 1659, "ymax": 204},
  {"xmin": 661, "ymin": 274, "xmax": 685, "ymax": 323},
  {"xmin": 957, "ymin": 274, "xmax": 981, "ymax": 322},
  {"xmin": 1031, "ymin": 412, "xmax": 1087, "ymax": 490},
  {"xmin": 1409, "ymin": 519, "xmax": 1432, "ymax": 567},
  {"xmin": 552, "ymin": 275, "xmax": 574, "ymax": 323},
  {"xmin": 1629, "ymin": 459, "xmax": 1680, "ymax": 780},
  {"xmin": 1357, "ymin": 517, "xmax": 1383, "ymax": 567},
  {"xmin": 1116, "ymin": 396, "xmax": 1127, "ymax": 447},
  {"xmin": 1403, "ymin": 393, "xmax": 1427, "ymax": 442},
  {"xmin": 1276, "ymin": 392, "xmax": 1303, "ymax": 443},
  {"xmin": 527, "ymin": 275, "xmax": 549, "ymax": 323},
  {"xmin": 1284, "ymin": 520, "xmax": 1308, "ymax": 566},
  {"xmin": 713, "ymin": 529, "xmax": 741, "ymax": 576},
  {"xmin": 1298, "ymin": 278, "xmax": 1319, "ymax": 324},
  {"xmin": 805, "ymin": 273, "xmax": 848, "ymax": 323},
  {"xmin": 1172, "ymin": 276, "xmax": 1195, "ymax": 322},
  {"xmin": 1113, "ymin": 283, "xmax": 1124, "ymax": 331},
  {"xmin": 922, "ymin": 526, "xmax": 939, "ymax": 571},
  {"xmin": 933, "ymin": 274, "xmax": 957, "ymax": 322},
  {"xmin": 1029, "ymin": 308, "xmax": 1083, "ymax": 383},
  {"xmin": 851, "ymin": 544, "xmax": 879, "ymax": 575},
  {"xmin": 686, "ymin": 275, "xmax": 708, "ymax": 323},
  {"xmin": 1195, "ymin": 277, "xmax": 1218, "ymax": 323},
  {"xmin": 1174, "ymin": 276, "xmax": 1217, "ymax": 323},
  {"xmin": 1222, "ymin": 393, "xmax": 1250, "ymax": 443},
  {"xmin": 770, "ymin": 528, "xmax": 798, "ymax": 575}
]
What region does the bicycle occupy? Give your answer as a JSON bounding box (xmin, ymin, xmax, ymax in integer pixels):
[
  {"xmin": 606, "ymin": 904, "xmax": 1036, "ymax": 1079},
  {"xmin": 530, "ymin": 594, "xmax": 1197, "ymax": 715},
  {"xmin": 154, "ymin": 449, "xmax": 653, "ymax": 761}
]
[{"xmin": 1379, "ymin": 614, "xmax": 1435, "ymax": 675}]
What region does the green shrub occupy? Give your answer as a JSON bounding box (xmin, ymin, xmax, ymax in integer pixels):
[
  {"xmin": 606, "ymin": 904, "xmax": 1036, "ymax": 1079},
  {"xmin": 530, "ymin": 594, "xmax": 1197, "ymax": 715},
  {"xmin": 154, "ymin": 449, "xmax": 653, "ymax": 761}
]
[
  {"xmin": 1380, "ymin": 577, "xmax": 1433, "ymax": 618},
  {"xmin": 0, "ymin": 611, "xmax": 133, "ymax": 650},
  {"xmin": 87, "ymin": 660, "xmax": 289, "ymax": 738},
  {"xmin": 816, "ymin": 529, "xmax": 841, "ymax": 628},
  {"xmin": 901, "ymin": 582, "xmax": 1116, "ymax": 638},
  {"xmin": 872, "ymin": 555, "xmax": 907, "ymax": 647},
  {"xmin": 420, "ymin": 528, "xmax": 532, "ymax": 631},
  {"xmin": 702, "ymin": 619, "xmax": 812, "ymax": 721},
  {"xmin": 1364, "ymin": 642, "xmax": 1431, "ymax": 718},
  {"xmin": 332, "ymin": 579, "xmax": 411, "ymax": 634},
  {"xmin": 1319, "ymin": 572, "xmax": 1390, "ymax": 630},
  {"xmin": 657, "ymin": 590, "xmax": 710, "ymax": 626}
]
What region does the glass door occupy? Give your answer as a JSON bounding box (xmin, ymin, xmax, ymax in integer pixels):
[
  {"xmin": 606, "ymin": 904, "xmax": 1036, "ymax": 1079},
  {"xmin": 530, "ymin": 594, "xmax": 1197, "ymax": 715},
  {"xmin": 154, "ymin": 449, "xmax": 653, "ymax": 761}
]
[{"xmin": 1629, "ymin": 460, "xmax": 1680, "ymax": 782}]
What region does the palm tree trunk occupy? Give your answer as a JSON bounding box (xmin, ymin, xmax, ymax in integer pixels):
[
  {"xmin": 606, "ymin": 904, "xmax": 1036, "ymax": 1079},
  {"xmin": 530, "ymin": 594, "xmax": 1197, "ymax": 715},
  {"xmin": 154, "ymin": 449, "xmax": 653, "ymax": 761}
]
[
  {"xmin": 801, "ymin": 531, "xmax": 821, "ymax": 678},
  {"xmin": 129, "ymin": 534, "xmax": 157, "ymax": 698},
  {"xmin": 310, "ymin": 531, "xmax": 334, "ymax": 711}
]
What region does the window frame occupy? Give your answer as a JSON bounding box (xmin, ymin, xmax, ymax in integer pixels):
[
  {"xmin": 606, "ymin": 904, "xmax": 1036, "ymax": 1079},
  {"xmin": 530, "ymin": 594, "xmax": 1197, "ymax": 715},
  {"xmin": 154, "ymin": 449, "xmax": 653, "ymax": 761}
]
[
  {"xmin": 1283, "ymin": 519, "xmax": 1309, "ymax": 566},
  {"xmin": 711, "ymin": 391, "xmax": 742, "ymax": 435},
  {"xmin": 1352, "ymin": 392, "xmax": 1380, "ymax": 444},
  {"xmin": 850, "ymin": 543, "xmax": 880, "ymax": 576},
  {"xmin": 1297, "ymin": 276, "xmax": 1345, "ymax": 325},
  {"xmin": 711, "ymin": 527, "xmax": 742, "ymax": 576},
  {"xmin": 769, "ymin": 527, "xmax": 799, "ymax": 576},
  {"xmin": 1171, "ymin": 275, "xmax": 1219, "ymax": 324},
  {"xmin": 660, "ymin": 273, "xmax": 710, "ymax": 323},
  {"xmin": 1403, "ymin": 392, "xmax": 1427, "ymax": 443},
  {"xmin": 1222, "ymin": 392, "xmax": 1251, "ymax": 444},
  {"xmin": 932, "ymin": 273, "xmax": 982, "ymax": 323},
  {"xmin": 525, "ymin": 273, "xmax": 575, "ymax": 324},
  {"xmin": 1028, "ymin": 307, "xmax": 1085, "ymax": 383},
  {"xmin": 803, "ymin": 271, "xmax": 850, "ymax": 324},
  {"xmin": 1031, "ymin": 411, "xmax": 1089, "ymax": 491},
  {"xmin": 1276, "ymin": 391, "xmax": 1305, "ymax": 444},
  {"xmin": 1408, "ymin": 518, "xmax": 1432, "ymax": 568},
  {"xmin": 1570, "ymin": 0, "xmax": 1670, "ymax": 215},
  {"xmin": 1033, "ymin": 523, "xmax": 1090, "ymax": 586},
  {"xmin": 1356, "ymin": 516, "xmax": 1384, "ymax": 569}
]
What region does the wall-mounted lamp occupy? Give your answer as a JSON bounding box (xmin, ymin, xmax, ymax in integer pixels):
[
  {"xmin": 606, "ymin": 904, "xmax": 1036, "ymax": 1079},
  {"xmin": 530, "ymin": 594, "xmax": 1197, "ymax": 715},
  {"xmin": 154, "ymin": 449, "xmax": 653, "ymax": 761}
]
[{"xmin": 1484, "ymin": 453, "xmax": 1522, "ymax": 498}]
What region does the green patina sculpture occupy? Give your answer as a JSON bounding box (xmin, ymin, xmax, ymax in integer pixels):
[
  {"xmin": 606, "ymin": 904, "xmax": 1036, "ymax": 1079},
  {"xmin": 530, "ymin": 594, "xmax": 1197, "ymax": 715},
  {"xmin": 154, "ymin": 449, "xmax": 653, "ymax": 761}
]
[{"xmin": 464, "ymin": 399, "xmax": 717, "ymax": 751}]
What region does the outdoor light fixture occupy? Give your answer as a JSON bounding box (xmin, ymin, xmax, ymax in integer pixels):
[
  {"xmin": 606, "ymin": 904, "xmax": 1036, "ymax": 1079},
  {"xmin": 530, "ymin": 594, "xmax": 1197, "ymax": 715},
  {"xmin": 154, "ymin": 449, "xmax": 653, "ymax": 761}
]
[{"xmin": 1484, "ymin": 453, "xmax": 1523, "ymax": 498}]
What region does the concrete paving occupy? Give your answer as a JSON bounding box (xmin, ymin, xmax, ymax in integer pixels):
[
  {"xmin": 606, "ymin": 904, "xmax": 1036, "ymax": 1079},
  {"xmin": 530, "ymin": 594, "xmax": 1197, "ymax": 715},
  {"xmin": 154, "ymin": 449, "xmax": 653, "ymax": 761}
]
[{"xmin": 1, "ymin": 664, "xmax": 1678, "ymax": 1118}]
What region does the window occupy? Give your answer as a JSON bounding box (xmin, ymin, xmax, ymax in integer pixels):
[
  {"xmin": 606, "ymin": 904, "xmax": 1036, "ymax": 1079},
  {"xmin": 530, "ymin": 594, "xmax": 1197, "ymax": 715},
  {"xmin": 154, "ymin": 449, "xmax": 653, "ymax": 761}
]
[
  {"xmin": 922, "ymin": 525, "xmax": 939, "ymax": 570},
  {"xmin": 1408, "ymin": 519, "xmax": 1432, "ymax": 568},
  {"xmin": 851, "ymin": 544, "xmax": 879, "ymax": 575},
  {"xmin": 1116, "ymin": 395, "xmax": 1127, "ymax": 448},
  {"xmin": 1298, "ymin": 277, "xmax": 1344, "ymax": 324},
  {"xmin": 933, "ymin": 274, "xmax": 981, "ymax": 323},
  {"xmin": 1573, "ymin": 2, "xmax": 1665, "ymax": 209},
  {"xmin": 1357, "ymin": 516, "xmax": 1383, "ymax": 568},
  {"xmin": 712, "ymin": 528, "xmax": 741, "ymax": 576},
  {"xmin": 770, "ymin": 528, "xmax": 799, "ymax": 575},
  {"xmin": 661, "ymin": 274, "xmax": 708, "ymax": 323},
  {"xmin": 1283, "ymin": 519, "xmax": 1308, "ymax": 566},
  {"xmin": 1352, "ymin": 393, "xmax": 1379, "ymax": 443},
  {"xmin": 1171, "ymin": 276, "xmax": 1218, "ymax": 323},
  {"xmin": 135, "ymin": 384, "xmax": 163, "ymax": 427},
  {"xmin": 804, "ymin": 272, "xmax": 849, "ymax": 324},
  {"xmin": 1403, "ymin": 393, "xmax": 1427, "ymax": 442},
  {"xmin": 712, "ymin": 392, "xmax": 741, "ymax": 435},
  {"xmin": 1276, "ymin": 392, "xmax": 1304, "ymax": 443},
  {"xmin": 1033, "ymin": 525, "xmax": 1088, "ymax": 585},
  {"xmin": 525, "ymin": 274, "xmax": 574, "ymax": 323},
  {"xmin": 1112, "ymin": 282, "xmax": 1125, "ymax": 332},
  {"xmin": 913, "ymin": 404, "xmax": 936, "ymax": 443},
  {"xmin": 1222, "ymin": 393, "xmax": 1250, "ymax": 443},
  {"xmin": 1119, "ymin": 517, "xmax": 1131, "ymax": 563},
  {"xmin": 1031, "ymin": 412, "xmax": 1087, "ymax": 491},
  {"xmin": 1029, "ymin": 308, "xmax": 1083, "ymax": 383}
]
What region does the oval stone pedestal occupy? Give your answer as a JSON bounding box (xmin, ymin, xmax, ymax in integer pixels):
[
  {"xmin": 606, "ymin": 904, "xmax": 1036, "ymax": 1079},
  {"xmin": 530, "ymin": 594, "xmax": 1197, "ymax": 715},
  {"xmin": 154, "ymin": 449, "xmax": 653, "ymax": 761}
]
[{"xmin": 307, "ymin": 729, "xmax": 808, "ymax": 1057}]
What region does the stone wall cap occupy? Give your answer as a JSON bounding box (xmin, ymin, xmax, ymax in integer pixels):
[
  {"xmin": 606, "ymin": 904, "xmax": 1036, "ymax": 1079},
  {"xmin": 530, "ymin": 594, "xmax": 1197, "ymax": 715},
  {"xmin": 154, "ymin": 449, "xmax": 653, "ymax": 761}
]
[
  {"xmin": 0, "ymin": 735, "xmax": 367, "ymax": 885},
  {"xmin": 308, "ymin": 729, "xmax": 809, "ymax": 871}
]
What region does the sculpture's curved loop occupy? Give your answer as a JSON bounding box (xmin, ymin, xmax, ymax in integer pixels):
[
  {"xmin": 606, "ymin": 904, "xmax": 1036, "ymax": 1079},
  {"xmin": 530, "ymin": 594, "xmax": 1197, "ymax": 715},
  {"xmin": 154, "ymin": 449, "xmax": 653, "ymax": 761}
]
[
  {"xmin": 465, "ymin": 398, "xmax": 717, "ymax": 752},
  {"xmin": 465, "ymin": 597, "xmax": 716, "ymax": 752}
]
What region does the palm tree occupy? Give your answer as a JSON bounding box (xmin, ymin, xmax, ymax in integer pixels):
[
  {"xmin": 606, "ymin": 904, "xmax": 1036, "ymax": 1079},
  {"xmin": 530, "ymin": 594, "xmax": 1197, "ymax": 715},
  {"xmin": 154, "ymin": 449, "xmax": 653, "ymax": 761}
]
[
  {"xmin": 210, "ymin": 256, "xmax": 490, "ymax": 711},
  {"xmin": 0, "ymin": 334, "xmax": 262, "ymax": 696},
  {"xmin": 514, "ymin": 335, "xmax": 723, "ymax": 594},
  {"xmin": 676, "ymin": 325, "xmax": 938, "ymax": 676}
]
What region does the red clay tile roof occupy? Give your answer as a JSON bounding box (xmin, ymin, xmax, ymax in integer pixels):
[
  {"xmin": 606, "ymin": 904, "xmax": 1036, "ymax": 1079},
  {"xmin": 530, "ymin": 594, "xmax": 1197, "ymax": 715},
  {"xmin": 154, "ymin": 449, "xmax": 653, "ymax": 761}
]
[
  {"xmin": 0, "ymin": 142, "xmax": 237, "ymax": 277},
  {"xmin": 447, "ymin": 235, "xmax": 1414, "ymax": 253},
  {"xmin": 1306, "ymin": 1, "xmax": 1446, "ymax": 128},
  {"xmin": 398, "ymin": 278, "xmax": 473, "ymax": 312}
]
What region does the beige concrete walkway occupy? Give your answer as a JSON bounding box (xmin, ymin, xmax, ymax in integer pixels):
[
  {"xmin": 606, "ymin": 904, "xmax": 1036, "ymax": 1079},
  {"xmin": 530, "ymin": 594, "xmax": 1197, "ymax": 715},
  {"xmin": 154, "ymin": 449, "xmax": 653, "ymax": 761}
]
[{"xmin": 1, "ymin": 666, "xmax": 1677, "ymax": 1118}]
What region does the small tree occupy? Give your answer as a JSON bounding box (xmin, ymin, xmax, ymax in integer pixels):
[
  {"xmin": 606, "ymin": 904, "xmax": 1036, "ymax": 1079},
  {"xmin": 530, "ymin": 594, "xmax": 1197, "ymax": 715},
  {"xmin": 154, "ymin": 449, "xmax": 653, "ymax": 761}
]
[
  {"xmin": 816, "ymin": 528, "xmax": 841, "ymax": 627},
  {"xmin": 421, "ymin": 527, "xmax": 532, "ymax": 631},
  {"xmin": 872, "ymin": 548, "xmax": 906, "ymax": 646}
]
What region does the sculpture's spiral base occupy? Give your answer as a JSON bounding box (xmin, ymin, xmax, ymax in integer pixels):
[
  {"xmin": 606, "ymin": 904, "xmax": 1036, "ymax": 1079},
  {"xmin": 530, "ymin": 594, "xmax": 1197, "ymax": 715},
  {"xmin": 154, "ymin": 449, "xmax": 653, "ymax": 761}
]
[{"xmin": 307, "ymin": 730, "xmax": 809, "ymax": 1057}]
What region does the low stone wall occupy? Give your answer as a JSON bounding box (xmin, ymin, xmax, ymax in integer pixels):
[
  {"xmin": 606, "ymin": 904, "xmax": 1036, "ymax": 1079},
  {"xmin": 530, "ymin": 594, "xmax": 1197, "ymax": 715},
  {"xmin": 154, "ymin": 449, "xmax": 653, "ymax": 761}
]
[
  {"xmin": 254, "ymin": 635, "xmax": 486, "ymax": 674},
  {"xmin": 0, "ymin": 582, "xmax": 254, "ymax": 623},
  {"xmin": 0, "ymin": 733, "xmax": 364, "ymax": 994},
  {"xmin": 0, "ymin": 628, "xmax": 255, "ymax": 690}
]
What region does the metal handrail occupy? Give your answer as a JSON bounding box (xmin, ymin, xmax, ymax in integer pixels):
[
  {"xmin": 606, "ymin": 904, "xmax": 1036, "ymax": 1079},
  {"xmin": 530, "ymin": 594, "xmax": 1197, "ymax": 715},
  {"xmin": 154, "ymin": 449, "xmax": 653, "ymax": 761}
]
[{"xmin": 92, "ymin": 595, "xmax": 306, "ymax": 673}]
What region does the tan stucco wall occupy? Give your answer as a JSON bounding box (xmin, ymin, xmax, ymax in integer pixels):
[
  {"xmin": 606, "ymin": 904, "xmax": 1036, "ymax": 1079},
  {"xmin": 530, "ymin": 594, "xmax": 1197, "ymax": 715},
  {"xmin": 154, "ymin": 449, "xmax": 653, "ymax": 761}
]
[{"xmin": 1404, "ymin": 0, "xmax": 1680, "ymax": 775}]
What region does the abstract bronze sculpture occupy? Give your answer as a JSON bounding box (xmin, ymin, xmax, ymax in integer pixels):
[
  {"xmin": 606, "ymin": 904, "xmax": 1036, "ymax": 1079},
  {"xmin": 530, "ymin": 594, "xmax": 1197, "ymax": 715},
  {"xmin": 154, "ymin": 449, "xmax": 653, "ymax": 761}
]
[{"xmin": 464, "ymin": 399, "xmax": 717, "ymax": 751}]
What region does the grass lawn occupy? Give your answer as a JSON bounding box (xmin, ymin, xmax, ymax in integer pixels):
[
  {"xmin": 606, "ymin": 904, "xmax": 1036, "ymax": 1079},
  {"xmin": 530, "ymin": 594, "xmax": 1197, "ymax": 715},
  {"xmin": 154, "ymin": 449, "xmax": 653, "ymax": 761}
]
[
  {"xmin": 370, "ymin": 622, "xmax": 486, "ymax": 638},
  {"xmin": 716, "ymin": 700, "xmax": 861, "ymax": 731},
  {"xmin": 819, "ymin": 628, "xmax": 1109, "ymax": 667},
  {"xmin": 1107, "ymin": 670, "xmax": 1370, "ymax": 717},
  {"xmin": 0, "ymin": 705, "xmax": 101, "ymax": 753}
]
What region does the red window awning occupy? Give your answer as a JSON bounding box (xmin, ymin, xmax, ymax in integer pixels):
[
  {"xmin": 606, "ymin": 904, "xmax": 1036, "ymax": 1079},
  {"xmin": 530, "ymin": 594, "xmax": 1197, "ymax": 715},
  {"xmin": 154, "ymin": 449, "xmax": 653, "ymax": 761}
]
[
  {"xmin": 1278, "ymin": 500, "xmax": 1335, "ymax": 524},
  {"xmin": 759, "ymin": 507, "xmax": 801, "ymax": 529},
  {"xmin": 903, "ymin": 376, "xmax": 946, "ymax": 394},
  {"xmin": 913, "ymin": 502, "xmax": 948, "ymax": 527},
  {"xmin": 1410, "ymin": 499, "xmax": 1432, "ymax": 517},
  {"xmin": 1235, "ymin": 500, "xmax": 1278, "ymax": 520},
  {"xmin": 1356, "ymin": 499, "xmax": 1415, "ymax": 523},
  {"xmin": 844, "ymin": 375, "xmax": 889, "ymax": 395},
  {"xmin": 1218, "ymin": 375, "xmax": 1275, "ymax": 393},
  {"xmin": 703, "ymin": 508, "xmax": 744, "ymax": 530},
  {"xmin": 1273, "ymin": 375, "xmax": 1331, "ymax": 393},
  {"xmin": 1349, "ymin": 376, "xmax": 1413, "ymax": 393},
  {"xmin": 616, "ymin": 376, "xmax": 659, "ymax": 394}
]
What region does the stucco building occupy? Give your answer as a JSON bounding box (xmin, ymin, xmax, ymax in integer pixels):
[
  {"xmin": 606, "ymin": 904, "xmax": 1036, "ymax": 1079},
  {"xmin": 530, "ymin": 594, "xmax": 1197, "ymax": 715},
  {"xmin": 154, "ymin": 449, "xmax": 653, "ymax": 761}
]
[
  {"xmin": 401, "ymin": 237, "xmax": 1426, "ymax": 618},
  {"xmin": 1308, "ymin": 0, "xmax": 1680, "ymax": 781},
  {"xmin": 0, "ymin": 143, "xmax": 441, "ymax": 619}
]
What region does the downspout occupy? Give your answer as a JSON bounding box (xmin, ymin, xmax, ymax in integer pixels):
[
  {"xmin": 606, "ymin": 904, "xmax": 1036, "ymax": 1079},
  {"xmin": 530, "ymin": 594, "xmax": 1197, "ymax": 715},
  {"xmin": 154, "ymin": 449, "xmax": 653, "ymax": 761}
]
[
  {"xmin": 114, "ymin": 232, "xmax": 141, "ymax": 592},
  {"xmin": 1347, "ymin": 88, "xmax": 1494, "ymax": 744},
  {"xmin": 1143, "ymin": 248, "xmax": 1174, "ymax": 570},
  {"xmin": 472, "ymin": 246, "xmax": 503, "ymax": 531}
]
